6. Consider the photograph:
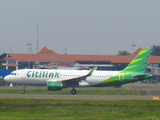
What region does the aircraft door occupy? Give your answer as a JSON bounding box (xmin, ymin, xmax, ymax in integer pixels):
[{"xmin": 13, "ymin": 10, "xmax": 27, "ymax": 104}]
[
  {"xmin": 21, "ymin": 70, "xmax": 29, "ymax": 84},
  {"xmin": 119, "ymin": 73, "xmax": 124, "ymax": 82},
  {"xmin": 21, "ymin": 71, "xmax": 26, "ymax": 79}
]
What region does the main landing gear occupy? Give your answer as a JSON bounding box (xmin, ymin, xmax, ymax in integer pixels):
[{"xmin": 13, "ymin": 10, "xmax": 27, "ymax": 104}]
[
  {"xmin": 71, "ymin": 89, "xmax": 77, "ymax": 95},
  {"xmin": 22, "ymin": 85, "xmax": 26, "ymax": 94}
]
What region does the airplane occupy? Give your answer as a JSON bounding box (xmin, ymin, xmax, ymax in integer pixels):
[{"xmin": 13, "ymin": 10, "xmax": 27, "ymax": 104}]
[{"xmin": 4, "ymin": 48, "xmax": 153, "ymax": 94}]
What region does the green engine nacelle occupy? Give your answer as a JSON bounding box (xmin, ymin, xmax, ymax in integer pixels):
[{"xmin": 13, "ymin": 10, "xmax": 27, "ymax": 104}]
[{"xmin": 47, "ymin": 81, "xmax": 62, "ymax": 91}]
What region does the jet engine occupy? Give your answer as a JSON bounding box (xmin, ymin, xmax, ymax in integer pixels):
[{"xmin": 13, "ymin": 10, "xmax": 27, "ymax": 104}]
[{"xmin": 47, "ymin": 81, "xmax": 63, "ymax": 91}]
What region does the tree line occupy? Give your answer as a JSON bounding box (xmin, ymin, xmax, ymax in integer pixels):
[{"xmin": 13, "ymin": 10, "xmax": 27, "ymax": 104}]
[{"xmin": 117, "ymin": 45, "xmax": 160, "ymax": 56}]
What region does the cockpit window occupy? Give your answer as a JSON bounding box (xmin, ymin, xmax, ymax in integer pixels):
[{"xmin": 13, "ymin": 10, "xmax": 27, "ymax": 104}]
[{"xmin": 11, "ymin": 73, "xmax": 16, "ymax": 75}]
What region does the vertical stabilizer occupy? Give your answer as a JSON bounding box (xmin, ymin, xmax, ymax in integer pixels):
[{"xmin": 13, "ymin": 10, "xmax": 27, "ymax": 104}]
[{"xmin": 121, "ymin": 48, "xmax": 150, "ymax": 73}]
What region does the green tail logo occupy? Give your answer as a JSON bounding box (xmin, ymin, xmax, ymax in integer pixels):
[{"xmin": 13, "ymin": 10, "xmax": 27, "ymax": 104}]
[
  {"xmin": 121, "ymin": 48, "xmax": 150, "ymax": 73},
  {"xmin": 95, "ymin": 48, "xmax": 152, "ymax": 87}
]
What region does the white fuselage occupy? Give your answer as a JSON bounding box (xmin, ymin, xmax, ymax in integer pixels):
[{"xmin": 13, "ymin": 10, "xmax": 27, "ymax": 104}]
[{"xmin": 4, "ymin": 69, "xmax": 120, "ymax": 87}]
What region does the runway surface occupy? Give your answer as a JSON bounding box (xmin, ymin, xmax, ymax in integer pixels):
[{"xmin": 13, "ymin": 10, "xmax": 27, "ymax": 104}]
[{"xmin": 0, "ymin": 94, "xmax": 159, "ymax": 100}]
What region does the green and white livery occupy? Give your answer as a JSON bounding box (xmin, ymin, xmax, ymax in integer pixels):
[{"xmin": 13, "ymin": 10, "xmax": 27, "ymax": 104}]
[{"xmin": 4, "ymin": 49, "xmax": 152, "ymax": 94}]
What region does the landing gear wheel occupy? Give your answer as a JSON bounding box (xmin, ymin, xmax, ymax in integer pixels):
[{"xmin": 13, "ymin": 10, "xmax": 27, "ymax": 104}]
[
  {"xmin": 22, "ymin": 90, "xmax": 25, "ymax": 94},
  {"xmin": 22, "ymin": 85, "xmax": 26, "ymax": 94},
  {"xmin": 71, "ymin": 89, "xmax": 77, "ymax": 95}
]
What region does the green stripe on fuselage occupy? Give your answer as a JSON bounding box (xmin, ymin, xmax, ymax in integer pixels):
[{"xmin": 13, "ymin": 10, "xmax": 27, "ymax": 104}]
[{"xmin": 94, "ymin": 48, "xmax": 152, "ymax": 87}]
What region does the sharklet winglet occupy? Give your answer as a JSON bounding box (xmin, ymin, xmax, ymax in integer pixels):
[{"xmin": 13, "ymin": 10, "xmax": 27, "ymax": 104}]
[{"xmin": 87, "ymin": 66, "xmax": 97, "ymax": 77}]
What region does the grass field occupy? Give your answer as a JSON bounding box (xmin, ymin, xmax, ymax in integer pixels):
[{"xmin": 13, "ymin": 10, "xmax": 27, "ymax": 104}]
[
  {"xmin": 0, "ymin": 88, "xmax": 141, "ymax": 95},
  {"xmin": 0, "ymin": 99, "xmax": 159, "ymax": 120}
]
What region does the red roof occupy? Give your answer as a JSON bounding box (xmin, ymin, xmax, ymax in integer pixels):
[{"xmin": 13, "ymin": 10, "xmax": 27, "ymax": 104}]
[
  {"xmin": 29, "ymin": 47, "xmax": 72, "ymax": 63},
  {"xmin": 148, "ymin": 55, "xmax": 160, "ymax": 64},
  {"xmin": 7, "ymin": 47, "xmax": 72, "ymax": 63},
  {"xmin": 112, "ymin": 48, "xmax": 160, "ymax": 64},
  {"xmin": 112, "ymin": 48, "xmax": 142, "ymax": 63},
  {"xmin": 5, "ymin": 47, "xmax": 160, "ymax": 64},
  {"xmin": 60, "ymin": 54, "xmax": 124, "ymax": 63},
  {"xmin": 6, "ymin": 65, "xmax": 18, "ymax": 67},
  {"xmin": 7, "ymin": 54, "xmax": 29, "ymax": 62}
]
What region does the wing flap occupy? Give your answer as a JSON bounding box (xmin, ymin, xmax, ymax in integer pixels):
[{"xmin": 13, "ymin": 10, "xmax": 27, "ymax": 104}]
[{"xmin": 63, "ymin": 66, "xmax": 97, "ymax": 86}]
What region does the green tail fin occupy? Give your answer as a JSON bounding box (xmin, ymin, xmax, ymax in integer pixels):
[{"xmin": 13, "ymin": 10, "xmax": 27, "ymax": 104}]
[{"xmin": 122, "ymin": 48, "xmax": 150, "ymax": 73}]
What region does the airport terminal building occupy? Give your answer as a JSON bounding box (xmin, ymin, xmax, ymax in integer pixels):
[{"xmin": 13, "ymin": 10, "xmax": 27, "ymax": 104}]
[{"xmin": 0, "ymin": 46, "xmax": 160, "ymax": 83}]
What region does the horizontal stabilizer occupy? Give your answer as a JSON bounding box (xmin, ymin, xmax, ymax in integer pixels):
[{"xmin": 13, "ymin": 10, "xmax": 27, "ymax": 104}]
[{"xmin": 132, "ymin": 74, "xmax": 152, "ymax": 79}]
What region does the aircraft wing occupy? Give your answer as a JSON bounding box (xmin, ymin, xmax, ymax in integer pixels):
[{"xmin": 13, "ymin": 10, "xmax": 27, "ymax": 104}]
[{"xmin": 48, "ymin": 66, "xmax": 97, "ymax": 87}]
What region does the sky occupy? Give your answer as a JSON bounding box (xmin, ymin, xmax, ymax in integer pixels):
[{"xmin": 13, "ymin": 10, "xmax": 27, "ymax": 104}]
[{"xmin": 0, "ymin": 0, "xmax": 160, "ymax": 55}]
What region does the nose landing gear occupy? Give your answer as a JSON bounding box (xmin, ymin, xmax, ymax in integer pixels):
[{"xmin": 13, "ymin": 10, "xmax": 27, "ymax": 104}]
[{"xmin": 22, "ymin": 85, "xmax": 25, "ymax": 94}]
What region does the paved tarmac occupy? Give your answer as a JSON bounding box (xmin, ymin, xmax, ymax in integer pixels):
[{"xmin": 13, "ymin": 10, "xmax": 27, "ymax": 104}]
[
  {"xmin": 1, "ymin": 83, "xmax": 160, "ymax": 100},
  {"xmin": 0, "ymin": 94, "xmax": 159, "ymax": 100}
]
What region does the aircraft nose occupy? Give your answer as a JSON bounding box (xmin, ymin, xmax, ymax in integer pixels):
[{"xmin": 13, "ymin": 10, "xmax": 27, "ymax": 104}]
[{"xmin": 4, "ymin": 76, "xmax": 10, "ymax": 83}]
